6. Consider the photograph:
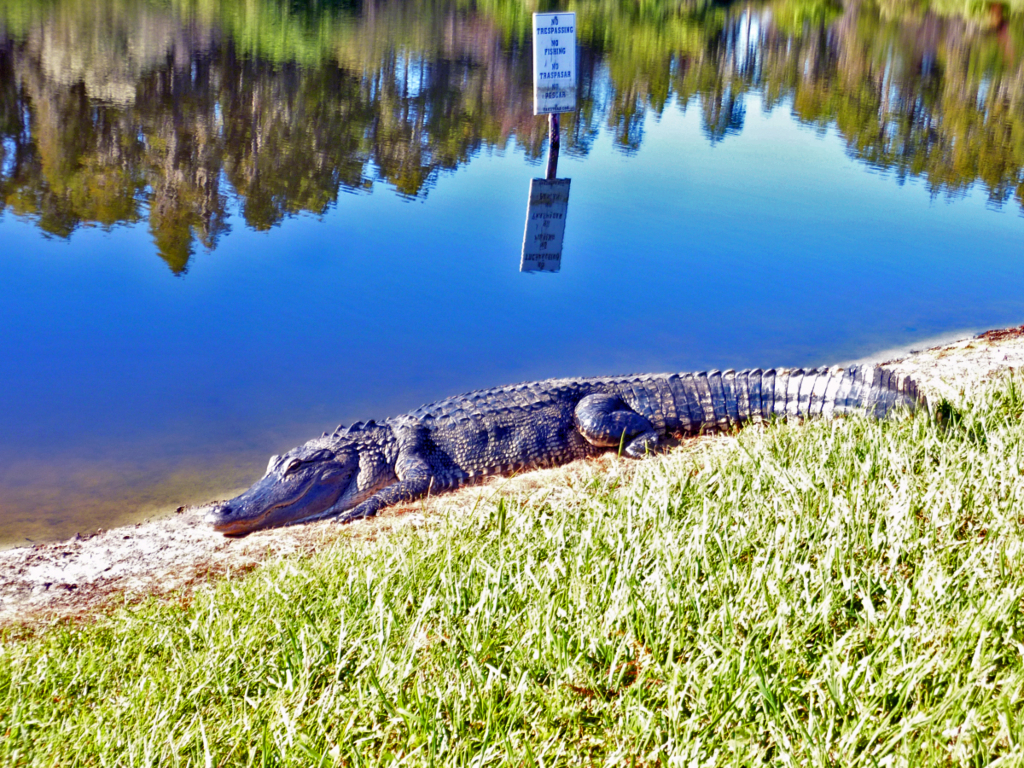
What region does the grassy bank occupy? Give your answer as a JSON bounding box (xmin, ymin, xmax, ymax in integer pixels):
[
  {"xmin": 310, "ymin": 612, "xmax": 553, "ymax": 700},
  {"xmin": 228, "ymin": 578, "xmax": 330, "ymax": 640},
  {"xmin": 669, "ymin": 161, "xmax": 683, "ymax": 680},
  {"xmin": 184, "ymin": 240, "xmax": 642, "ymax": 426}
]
[{"xmin": 3, "ymin": 378, "xmax": 1024, "ymax": 766}]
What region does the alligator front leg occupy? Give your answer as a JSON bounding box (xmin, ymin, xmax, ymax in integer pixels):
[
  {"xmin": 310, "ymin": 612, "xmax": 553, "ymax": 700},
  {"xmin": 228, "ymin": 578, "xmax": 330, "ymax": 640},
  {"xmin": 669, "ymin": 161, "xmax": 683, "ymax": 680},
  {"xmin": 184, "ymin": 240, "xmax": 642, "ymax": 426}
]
[
  {"xmin": 574, "ymin": 393, "xmax": 671, "ymax": 457},
  {"xmin": 334, "ymin": 476, "xmax": 432, "ymax": 523},
  {"xmin": 334, "ymin": 454, "xmax": 434, "ymax": 524}
]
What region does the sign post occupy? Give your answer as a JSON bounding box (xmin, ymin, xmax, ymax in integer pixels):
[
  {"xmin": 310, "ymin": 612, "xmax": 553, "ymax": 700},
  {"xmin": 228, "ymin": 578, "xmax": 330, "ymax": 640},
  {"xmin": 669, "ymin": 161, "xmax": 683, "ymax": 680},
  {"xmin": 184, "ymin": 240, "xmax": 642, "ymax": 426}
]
[{"xmin": 522, "ymin": 12, "xmax": 576, "ymax": 272}]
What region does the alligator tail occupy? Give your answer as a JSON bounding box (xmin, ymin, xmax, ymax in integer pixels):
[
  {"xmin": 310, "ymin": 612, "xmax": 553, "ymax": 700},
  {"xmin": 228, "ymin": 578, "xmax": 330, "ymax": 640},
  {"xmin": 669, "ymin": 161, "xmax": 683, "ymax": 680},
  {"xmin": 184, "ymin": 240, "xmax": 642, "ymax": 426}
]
[{"xmin": 662, "ymin": 365, "xmax": 923, "ymax": 434}]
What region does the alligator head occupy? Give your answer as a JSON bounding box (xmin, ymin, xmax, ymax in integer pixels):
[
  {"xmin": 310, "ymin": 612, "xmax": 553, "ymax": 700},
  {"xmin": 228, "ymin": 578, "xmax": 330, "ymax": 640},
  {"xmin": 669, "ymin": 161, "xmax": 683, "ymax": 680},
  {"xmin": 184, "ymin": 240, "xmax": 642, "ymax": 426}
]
[{"xmin": 206, "ymin": 440, "xmax": 367, "ymax": 537}]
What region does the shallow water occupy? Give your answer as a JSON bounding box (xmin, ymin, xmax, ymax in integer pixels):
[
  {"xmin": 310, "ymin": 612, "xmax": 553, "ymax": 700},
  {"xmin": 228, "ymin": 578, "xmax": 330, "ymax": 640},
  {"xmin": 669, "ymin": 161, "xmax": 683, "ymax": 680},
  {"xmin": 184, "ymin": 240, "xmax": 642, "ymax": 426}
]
[{"xmin": 2, "ymin": 0, "xmax": 1024, "ymax": 545}]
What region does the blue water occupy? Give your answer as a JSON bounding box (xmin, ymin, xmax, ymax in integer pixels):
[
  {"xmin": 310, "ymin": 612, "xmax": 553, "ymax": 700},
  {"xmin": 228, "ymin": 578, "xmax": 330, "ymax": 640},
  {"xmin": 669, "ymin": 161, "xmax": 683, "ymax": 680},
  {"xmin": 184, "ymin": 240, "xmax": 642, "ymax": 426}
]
[{"xmin": 2, "ymin": 34, "xmax": 1024, "ymax": 544}]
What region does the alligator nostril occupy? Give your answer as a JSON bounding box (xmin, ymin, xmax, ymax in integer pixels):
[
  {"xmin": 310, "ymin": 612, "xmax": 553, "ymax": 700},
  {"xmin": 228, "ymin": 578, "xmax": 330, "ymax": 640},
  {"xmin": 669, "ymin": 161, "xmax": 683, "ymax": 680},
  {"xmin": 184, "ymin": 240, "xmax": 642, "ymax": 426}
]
[{"xmin": 205, "ymin": 504, "xmax": 231, "ymax": 521}]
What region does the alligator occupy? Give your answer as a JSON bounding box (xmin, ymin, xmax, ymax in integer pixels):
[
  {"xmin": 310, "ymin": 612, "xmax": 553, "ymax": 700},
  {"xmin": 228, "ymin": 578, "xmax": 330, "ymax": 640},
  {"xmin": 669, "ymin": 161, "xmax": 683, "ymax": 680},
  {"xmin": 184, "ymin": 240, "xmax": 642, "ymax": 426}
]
[{"xmin": 206, "ymin": 365, "xmax": 922, "ymax": 536}]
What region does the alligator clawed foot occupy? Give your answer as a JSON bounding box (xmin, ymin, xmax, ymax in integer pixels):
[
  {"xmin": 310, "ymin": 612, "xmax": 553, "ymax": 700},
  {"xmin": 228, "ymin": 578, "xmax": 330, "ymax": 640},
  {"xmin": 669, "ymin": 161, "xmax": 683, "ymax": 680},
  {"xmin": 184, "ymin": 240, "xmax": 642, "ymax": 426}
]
[{"xmin": 624, "ymin": 430, "xmax": 677, "ymax": 457}]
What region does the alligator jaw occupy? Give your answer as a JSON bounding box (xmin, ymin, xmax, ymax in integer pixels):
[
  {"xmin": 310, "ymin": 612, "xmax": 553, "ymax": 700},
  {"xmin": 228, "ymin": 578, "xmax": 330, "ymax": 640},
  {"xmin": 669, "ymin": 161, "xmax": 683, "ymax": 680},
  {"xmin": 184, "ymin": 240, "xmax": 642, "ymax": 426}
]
[
  {"xmin": 205, "ymin": 502, "xmax": 274, "ymax": 537},
  {"xmin": 206, "ymin": 499, "xmax": 337, "ymax": 537}
]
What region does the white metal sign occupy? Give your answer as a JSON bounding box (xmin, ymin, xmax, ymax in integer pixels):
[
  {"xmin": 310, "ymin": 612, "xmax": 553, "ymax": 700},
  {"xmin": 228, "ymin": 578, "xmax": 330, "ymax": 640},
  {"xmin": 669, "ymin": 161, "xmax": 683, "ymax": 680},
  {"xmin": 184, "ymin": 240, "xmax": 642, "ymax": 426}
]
[
  {"xmin": 533, "ymin": 12, "xmax": 577, "ymax": 115},
  {"xmin": 521, "ymin": 178, "xmax": 571, "ymax": 272}
]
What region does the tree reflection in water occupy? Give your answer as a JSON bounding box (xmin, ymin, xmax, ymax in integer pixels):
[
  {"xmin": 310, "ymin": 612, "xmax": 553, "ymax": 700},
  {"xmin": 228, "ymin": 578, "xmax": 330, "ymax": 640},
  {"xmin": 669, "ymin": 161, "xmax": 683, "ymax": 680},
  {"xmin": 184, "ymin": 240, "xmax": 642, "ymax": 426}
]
[{"xmin": 1, "ymin": 0, "xmax": 1023, "ymax": 273}]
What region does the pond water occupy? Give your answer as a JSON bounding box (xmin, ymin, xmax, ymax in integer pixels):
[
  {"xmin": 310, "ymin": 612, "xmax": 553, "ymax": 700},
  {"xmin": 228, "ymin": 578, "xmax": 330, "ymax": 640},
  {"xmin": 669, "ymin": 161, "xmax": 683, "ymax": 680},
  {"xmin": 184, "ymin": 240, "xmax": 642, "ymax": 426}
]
[{"xmin": 2, "ymin": 0, "xmax": 1024, "ymax": 546}]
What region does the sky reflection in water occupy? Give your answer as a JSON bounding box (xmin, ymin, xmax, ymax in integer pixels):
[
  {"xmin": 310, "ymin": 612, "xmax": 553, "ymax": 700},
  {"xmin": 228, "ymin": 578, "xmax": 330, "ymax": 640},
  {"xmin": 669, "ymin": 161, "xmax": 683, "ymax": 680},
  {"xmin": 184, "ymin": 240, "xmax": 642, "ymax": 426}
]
[{"xmin": 1, "ymin": 0, "xmax": 1024, "ymax": 544}]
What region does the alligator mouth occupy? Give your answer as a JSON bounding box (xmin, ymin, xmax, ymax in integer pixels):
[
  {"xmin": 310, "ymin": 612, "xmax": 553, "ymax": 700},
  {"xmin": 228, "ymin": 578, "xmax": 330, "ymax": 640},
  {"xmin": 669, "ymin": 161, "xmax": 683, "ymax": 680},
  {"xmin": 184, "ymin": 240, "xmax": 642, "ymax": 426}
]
[
  {"xmin": 205, "ymin": 504, "xmax": 264, "ymax": 537},
  {"xmin": 206, "ymin": 486, "xmax": 345, "ymax": 537},
  {"xmin": 205, "ymin": 494, "xmax": 306, "ymax": 536}
]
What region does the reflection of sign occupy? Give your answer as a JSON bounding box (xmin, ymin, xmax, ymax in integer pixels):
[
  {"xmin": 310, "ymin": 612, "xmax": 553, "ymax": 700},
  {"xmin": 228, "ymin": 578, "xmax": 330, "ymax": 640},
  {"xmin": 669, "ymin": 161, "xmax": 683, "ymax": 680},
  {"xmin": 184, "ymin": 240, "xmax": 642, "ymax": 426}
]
[
  {"xmin": 533, "ymin": 12, "xmax": 576, "ymax": 115},
  {"xmin": 521, "ymin": 178, "xmax": 570, "ymax": 272}
]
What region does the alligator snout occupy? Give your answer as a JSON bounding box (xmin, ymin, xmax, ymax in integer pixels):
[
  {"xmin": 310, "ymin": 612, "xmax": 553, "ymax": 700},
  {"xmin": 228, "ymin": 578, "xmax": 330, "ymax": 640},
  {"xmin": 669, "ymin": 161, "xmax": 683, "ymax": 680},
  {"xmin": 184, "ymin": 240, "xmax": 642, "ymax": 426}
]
[
  {"xmin": 205, "ymin": 503, "xmax": 252, "ymax": 537},
  {"xmin": 207, "ymin": 503, "xmax": 231, "ymax": 519},
  {"xmin": 204, "ymin": 503, "xmax": 230, "ymax": 522}
]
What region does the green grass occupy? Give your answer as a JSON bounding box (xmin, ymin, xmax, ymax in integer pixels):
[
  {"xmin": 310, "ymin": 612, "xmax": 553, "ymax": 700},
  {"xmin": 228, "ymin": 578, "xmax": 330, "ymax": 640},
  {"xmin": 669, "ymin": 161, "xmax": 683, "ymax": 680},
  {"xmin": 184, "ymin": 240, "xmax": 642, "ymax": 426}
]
[{"xmin": 4, "ymin": 377, "xmax": 1024, "ymax": 766}]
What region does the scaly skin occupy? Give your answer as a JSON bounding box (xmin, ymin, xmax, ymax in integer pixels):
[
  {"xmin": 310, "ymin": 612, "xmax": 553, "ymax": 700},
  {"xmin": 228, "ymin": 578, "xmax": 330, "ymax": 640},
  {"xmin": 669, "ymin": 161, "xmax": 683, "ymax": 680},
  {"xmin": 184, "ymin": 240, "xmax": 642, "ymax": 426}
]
[{"xmin": 205, "ymin": 365, "xmax": 922, "ymax": 536}]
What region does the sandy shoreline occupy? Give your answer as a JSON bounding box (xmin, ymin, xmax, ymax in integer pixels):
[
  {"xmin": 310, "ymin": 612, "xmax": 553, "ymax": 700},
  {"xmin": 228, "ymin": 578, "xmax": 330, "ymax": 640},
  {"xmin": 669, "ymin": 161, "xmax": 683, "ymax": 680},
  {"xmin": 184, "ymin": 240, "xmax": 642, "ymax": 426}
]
[{"xmin": 4, "ymin": 327, "xmax": 1024, "ymax": 628}]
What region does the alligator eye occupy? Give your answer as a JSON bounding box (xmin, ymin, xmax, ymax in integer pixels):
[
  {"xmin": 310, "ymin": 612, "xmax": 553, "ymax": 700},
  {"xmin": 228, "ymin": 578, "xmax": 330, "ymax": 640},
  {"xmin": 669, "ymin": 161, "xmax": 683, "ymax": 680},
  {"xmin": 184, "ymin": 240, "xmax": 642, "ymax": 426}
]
[{"xmin": 284, "ymin": 459, "xmax": 303, "ymax": 476}]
